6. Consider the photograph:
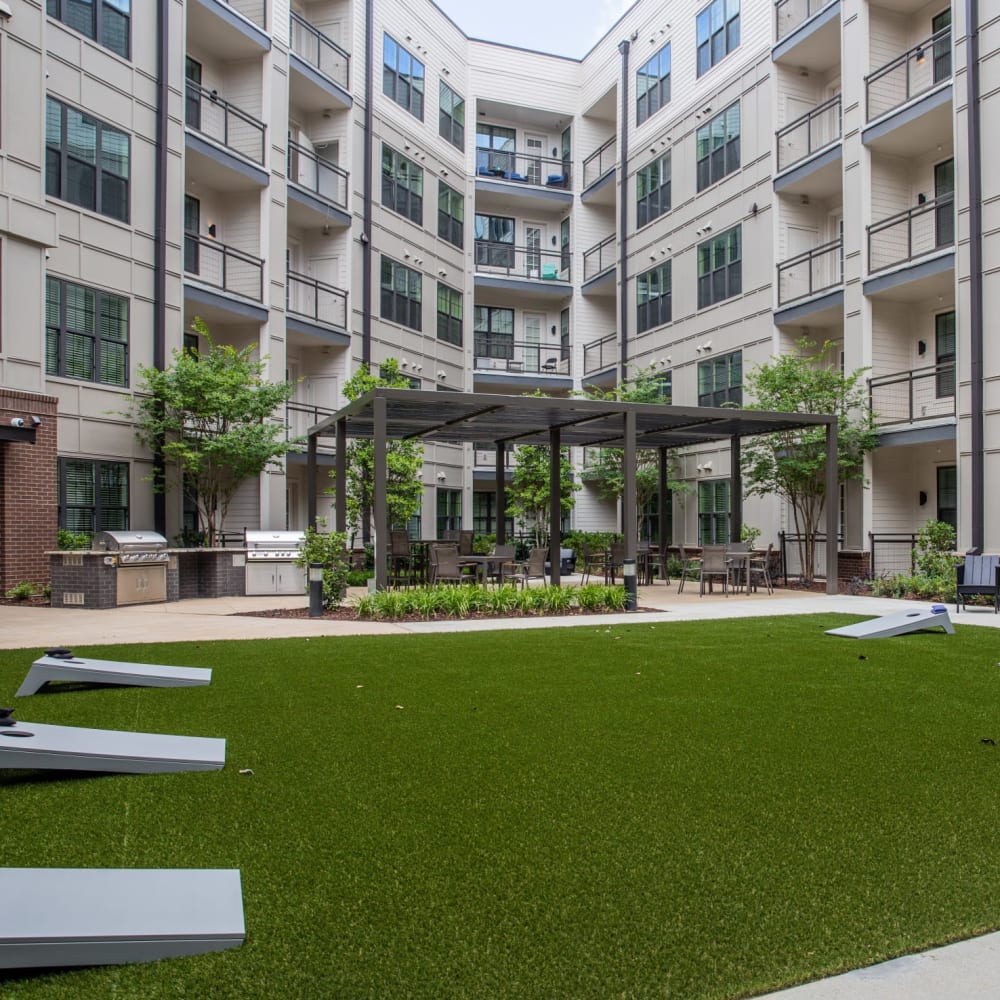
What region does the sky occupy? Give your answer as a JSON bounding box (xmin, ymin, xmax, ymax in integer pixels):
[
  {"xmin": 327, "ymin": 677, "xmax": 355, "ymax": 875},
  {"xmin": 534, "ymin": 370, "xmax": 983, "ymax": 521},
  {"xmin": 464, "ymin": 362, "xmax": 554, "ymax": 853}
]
[{"xmin": 432, "ymin": 0, "xmax": 636, "ymax": 59}]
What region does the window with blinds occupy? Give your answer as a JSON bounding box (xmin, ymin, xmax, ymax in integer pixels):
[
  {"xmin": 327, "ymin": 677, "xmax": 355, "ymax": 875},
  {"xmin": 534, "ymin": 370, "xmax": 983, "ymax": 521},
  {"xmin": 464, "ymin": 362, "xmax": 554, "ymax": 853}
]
[
  {"xmin": 58, "ymin": 458, "xmax": 129, "ymax": 533},
  {"xmin": 698, "ymin": 478, "xmax": 730, "ymax": 545},
  {"xmin": 46, "ymin": 276, "xmax": 129, "ymax": 386}
]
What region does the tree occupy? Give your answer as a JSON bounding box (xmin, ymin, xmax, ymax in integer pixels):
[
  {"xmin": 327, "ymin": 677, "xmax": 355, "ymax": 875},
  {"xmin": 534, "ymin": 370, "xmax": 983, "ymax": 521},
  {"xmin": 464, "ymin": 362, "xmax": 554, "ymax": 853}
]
[
  {"xmin": 507, "ymin": 444, "xmax": 578, "ymax": 548},
  {"xmin": 132, "ymin": 319, "xmax": 299, "ymax": 547},
  {"xmin": 740, "ymin": 339, "xmax": 878, "ymax": 583},
  {"xmin": 329, "ymin": 359, "xmax": 423, "ymax": 543}
]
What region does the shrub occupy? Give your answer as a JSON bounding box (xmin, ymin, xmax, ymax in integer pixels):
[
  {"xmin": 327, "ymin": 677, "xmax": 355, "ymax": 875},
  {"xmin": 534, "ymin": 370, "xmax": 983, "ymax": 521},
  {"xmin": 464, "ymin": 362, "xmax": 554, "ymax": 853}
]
[
  {"xmin": 57, "ymin": 528, "xmax": 91, "ymax": 551},
  {"xmin": 914, "ymin": 520, "xmax": 959, "ymax": 579},
  {"xmin": 295, "ymin": 527, "xmax": 351, "ymax": 608},
  {"xmin": 5, "ymin": 581, "xmax": 37, "ymax": 601},
  {"xmin": 171, "ymin": 527, "xmax": 206, "ymax": 548},
  {"xmin": 346, "ymin": 570, "xmax": 370, "ymax": 588}
]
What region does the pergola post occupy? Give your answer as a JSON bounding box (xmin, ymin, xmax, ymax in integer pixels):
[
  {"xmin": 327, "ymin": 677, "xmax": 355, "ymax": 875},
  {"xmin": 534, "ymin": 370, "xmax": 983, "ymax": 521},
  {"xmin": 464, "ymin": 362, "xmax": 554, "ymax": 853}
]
[
  {"xmin": 495, "ymin": 442, "xmax": 506, "ymax": 545},
  {"xmin": 623, "ymin": 408, "xmax": 637, "ymax": 610},
  {"xmin": 335, "ymin": 417, "xmax": 347, "ymax": 535},
  {"xmin": 307, "ymin": 433, "xmax": 317, "ymax": 529},
  {"xmin": 730, "ymin": 434, "xmax": 742, "ymax": 545},
  {"xmin": 373, "ymin": 395, "xmax": 387, "ymax": 591},
  {"xmin": 549, "ymin": 426, "xmax": 561, "ymax": 586},
  {"xmin": 825, "ymin": 418, "xmax": 839, "ymax": 595},
  {"xmin": 658, "ymin": 446, "xmax": 668, "ymax": 556}
]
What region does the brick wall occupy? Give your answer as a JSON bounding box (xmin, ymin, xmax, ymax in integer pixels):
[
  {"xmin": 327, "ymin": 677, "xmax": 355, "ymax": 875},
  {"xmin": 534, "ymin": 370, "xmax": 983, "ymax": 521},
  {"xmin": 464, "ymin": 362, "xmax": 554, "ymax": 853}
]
[
  {"xmin": 1, "ymin": 390, "xmax": 59, "ymax": 592},
  {"xmin": 838, "ymin": 549, "xmax": 872, "ymax": 581}
]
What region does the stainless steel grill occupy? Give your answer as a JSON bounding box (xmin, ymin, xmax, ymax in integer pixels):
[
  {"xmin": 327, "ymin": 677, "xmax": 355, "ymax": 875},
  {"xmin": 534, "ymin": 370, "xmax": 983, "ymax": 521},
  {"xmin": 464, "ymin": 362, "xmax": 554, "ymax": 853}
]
[
  {"xmin": 244, "ymin": 531, "xmax": 306, "ymax": 561},
  {"xmin": 244, "ymin": 531, "xmax": 306, "ymax": 595},
  {"xmin": 93, "ymin": 531, "xmax": 170, "ymax": 565},
  {"xmin": 92, "ymin": 531, "xmax": 169, "ymax": 605}
]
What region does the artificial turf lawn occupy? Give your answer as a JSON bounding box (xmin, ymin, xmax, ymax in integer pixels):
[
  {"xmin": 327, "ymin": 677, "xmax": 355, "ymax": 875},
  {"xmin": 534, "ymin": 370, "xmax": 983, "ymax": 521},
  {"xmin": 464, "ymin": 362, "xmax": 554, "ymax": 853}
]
[{"xmin": 1, "ymin": 614, "xmax": 1000, "ymax": 999}]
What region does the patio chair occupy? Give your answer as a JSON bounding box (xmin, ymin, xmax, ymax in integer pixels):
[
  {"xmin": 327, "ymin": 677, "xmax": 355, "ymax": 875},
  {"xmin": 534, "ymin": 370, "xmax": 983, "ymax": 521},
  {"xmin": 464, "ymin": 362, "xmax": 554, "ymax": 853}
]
[
  {"xmin": 388, "ymin": 529, "xmax": 415, "ymax": 588},
  {"xmin": 433, "ymin": 545, "xmax": 470, "ymax": 586},
  {"xmin": 747, "ymin": 543, "xmax": 774, "ymax": 595},
  {"xmin": 458, "ymin": 530, "xmax": 475, "ymax": 556},
  {"xmin": 955, "ymin": 554, "xmax": 1000, "ymax": 613},
  {"xmin": 507, "ymin": 547, "xmax": 548, "ymax": 588},
  {"xmin": 605, "ymin": 541, "xmax": 625, "ymax": 584},
  {"xmin": 677, "ymin": 545, "xmax": 701, "ymax": 593},
  {"xmin": 488, "ymin": 544, "xmax": 518, "ymax": 586},
  {"xmin": 580, "ymin": 543, "xmax": 606, "ymax": 585},
  {"xmin": 725, "ymin": 541, "xmax": 749, "ymax": 592},
  {"xmin": 699, "ymin": 544, "xmax": 730, "ymax": 597}
]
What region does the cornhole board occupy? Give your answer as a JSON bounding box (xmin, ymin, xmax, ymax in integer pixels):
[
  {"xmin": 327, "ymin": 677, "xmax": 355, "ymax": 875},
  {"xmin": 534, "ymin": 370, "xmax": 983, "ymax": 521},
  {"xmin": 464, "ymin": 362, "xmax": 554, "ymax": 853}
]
[
  {"xmin": 825, "ymin": 603, "xmax": 955, "ymax": 639},
  {"xmin": 16, "ymin": 653, "xmax": 212, "ymax": 698},
  {"xmin": 0, "ymin": 868, "xmax": 244, "ymax": 968},
  {"xmin": 0, "ymin": 720, "xmax": 225, "ymax": 773}
]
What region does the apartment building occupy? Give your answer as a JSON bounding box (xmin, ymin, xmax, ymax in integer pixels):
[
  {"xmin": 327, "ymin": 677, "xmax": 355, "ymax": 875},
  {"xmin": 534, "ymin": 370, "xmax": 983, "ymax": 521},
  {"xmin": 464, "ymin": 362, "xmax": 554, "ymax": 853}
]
[{"xmin": 0, "ymin": 0, "xmax": 994, "ymax": 589}]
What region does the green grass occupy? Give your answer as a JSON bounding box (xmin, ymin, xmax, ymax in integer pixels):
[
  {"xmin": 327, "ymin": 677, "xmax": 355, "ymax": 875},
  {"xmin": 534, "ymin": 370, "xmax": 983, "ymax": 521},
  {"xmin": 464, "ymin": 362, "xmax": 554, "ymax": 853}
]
[{"xmin": 3, "ymin": 615, "xmax": 1000, "ymax": 998}]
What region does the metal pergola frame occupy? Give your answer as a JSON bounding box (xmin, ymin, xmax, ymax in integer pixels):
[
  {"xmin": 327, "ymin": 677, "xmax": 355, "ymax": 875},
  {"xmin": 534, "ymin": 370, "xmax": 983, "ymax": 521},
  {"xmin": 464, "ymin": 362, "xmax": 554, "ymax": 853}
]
[{"xmin": 306, "ymin": 389, "xmax": 840, "ymax": 597}]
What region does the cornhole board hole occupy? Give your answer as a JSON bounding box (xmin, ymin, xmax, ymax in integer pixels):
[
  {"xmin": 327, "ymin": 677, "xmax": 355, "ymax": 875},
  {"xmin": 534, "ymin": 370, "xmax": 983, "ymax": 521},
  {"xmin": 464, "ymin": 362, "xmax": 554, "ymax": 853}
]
[
  {"xmin": 16, "ymin": 651, "xmax": 212, "ymax": 698},
  {"xmin": 0, "ymin": 719, "xmax": 225, "ymax": 773},
  {"xmin": 826, "ymin": 603, "xmax": 955, "ymax": 639},
  {"xmin": 0, "ymin": 868, "xmax": 244, "ymax": 969}
]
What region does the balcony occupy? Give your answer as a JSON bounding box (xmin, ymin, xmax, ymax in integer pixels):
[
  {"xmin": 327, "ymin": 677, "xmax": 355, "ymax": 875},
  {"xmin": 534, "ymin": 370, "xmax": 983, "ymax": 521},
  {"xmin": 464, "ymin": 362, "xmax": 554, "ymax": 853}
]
[
  {"xmin": 582, "ymin": 235, "xmax": 616, "ymax": 295},
  {"xmin": 287, "ymin": 401, "xmax": 337, "ymax": 449},
  {"xmin": 867, "ymin": 194, "xmax": 953, "ymax": 284},
  {"xmin": 581, "ymin": 137, "xmax": 616, "ymax": 205},
  {"xmin": 473, "ymin": 445, "xmax": 516, "ymax": 474},
  {"xmin": 583, "ymin": 333, "xmax": 617, "ymax": 378},
  {"xmin": 474, "ymin": 244, "xmax": 571, "ymax": 303},
  {"xmin": 286, "ymin": 269, "xmax": 349, "ymax": 343},
  {"xmin": 474, "ymin": 148, "xmax": 572, "ymax": 207},
  {"xmin": 865, "ymin": 27, "xmax": 951, "ymax": 123},
  {"xmin": 474, "ymin": 338, "xmax": 571, "ymax": 380},
  {"xmin": 184, "ymin": 232, "xmax": 266, "ymax": 324},
  {"xmin": 289, "ymin": 11, "xmax": 351, "ymax": 111},
  {"xmin": 772, "ymin": 0, "xmax": 840, "ymax": 73},
  {"xmin": 869, "ymin": 364, "xmax": 955, "ymax": 427},
  {"xmin": 776, "ymin": 94, "xmax": 841, "ymax": 173},
  {"xmin": 185, "ymin": 83, "xmax": 267, "ymax": 187},
  {"xmin": 287, "ymin": 138, "xmax": 351, "ymax": 228},
  {"xmin": 189, "ymin": 0, "xmax": 270, "ymax": 58},
  {"xmin": 776, "ymin": 237, "xmax": 842, "ymax": 306}
]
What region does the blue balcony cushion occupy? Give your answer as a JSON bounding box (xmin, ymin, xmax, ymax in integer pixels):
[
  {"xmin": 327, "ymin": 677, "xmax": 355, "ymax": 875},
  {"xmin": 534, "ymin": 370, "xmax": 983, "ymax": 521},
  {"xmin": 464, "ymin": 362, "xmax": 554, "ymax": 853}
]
[
  {"xmin": 546, "ymin": 174, "xmax": 566, "ymax": 186},
  {"xmin": 509, "ymin": 172, "xmax": 527, "ymax": 182}
]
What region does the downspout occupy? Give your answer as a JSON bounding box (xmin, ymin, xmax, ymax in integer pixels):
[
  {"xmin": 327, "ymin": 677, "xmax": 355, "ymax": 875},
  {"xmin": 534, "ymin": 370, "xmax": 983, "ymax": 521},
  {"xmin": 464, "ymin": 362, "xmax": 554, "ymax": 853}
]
[
  {"xmin": 965, "ymin": 0, "xmax": 984, "ymax": 549},
  {"xmin": 362, "ymin": 0, "xmax": 374, "ymax": 368},
  {"xmin": 617, "ymin": 39, "xmax": 630, "ymax": 382},
  {"xmin": 152, "ymin": 0, "xmax": 169, "ymax": 536}
]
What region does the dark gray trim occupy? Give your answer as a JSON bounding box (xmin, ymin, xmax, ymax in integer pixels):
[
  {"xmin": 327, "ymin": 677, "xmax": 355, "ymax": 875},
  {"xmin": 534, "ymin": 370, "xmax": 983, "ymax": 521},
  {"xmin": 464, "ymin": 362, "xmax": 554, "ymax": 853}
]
[
  {"xmin": 862, "ymin": 251, "xmax": 954, "ymax": 297},
  {"xmin": 862, "ymin": 84, "xmax": 952, "ymax": 146},
  {"xmin": 153, "ymin": 0, "xmax": 169, "ymax": 538},
  {"xmin": 193, "ymin": 0, "xmax": 270, "ymax": 50},
  {"xmin": 618, "ymin": 38, "xmax": 630, "ymax": 381},
  {"xmin": 473, "ymin": 275, "xmax": 571, "ymax": 297},
  {"xmin": 287, "ymin": 450, "xmax": 338, "ymax": 467},
  {"xmin": 581, "ymin": 168, "xmax": 615, "ymax": 203},
  {"xmin": 287, "ymin": 184, "xmax": 351, "ymax": 227},
  {"xmin": 581, "ymin": 268, "xmax": 616, "ymax": 296},
  {"xmin": 876, "ymin": 421, "xmax": 956, "ymax": 448},
  {"xmin": 581, "ymin": 367, "xmax": 617, "ymax": 388},
  {"xmin": 773, "ymin": 143, "xmax": 842, "ymax": 192},
  {"xmin": 184, "ymin": 283, "xmax": 268, "ymax": 322},
  {"xmin": 0, "ymin": 426, "xmax": 37, "ymax": 444},
  {"xmin": 473, "ymin": 177, "xmax": 572, "ymax": 204},
  {"xmin": 773, "ymin": 287, "xmax": 844, "ymax": 325},
  {"xmin": 771, "ymin": 0, "xmax": 841, "ymax": 63},
  {"xmin": 286, "ymin": 316, "xmax": 351, "ymax": 346},
  {"xmin": 185, "ymin": 132, "xmax": 268, "ymax": 186},
  {"xmin": 472, "ymin": 468, "xmax": 513, "ymax": 482},
  {"xmin": 288, "ymin": 52, "xmax": 353, "ymax": 110},
  {"xmin": 362, "ymin": 0, "xmax": 374, "ymax": 366},
  {"xmin": 472, "ymin": 372, "xmax": 573, "ymax": 390}
]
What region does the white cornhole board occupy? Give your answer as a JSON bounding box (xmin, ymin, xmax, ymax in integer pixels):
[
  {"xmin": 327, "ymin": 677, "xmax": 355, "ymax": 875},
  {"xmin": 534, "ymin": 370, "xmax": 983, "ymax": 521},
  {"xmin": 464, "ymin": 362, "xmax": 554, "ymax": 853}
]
[
  {"xmin": 0, "ymin": 868, "xmax": 244, "ymax": 969},
  {"xmin": 16, "ymin": 654, "xmax": 212, "ymax": 697},
  {"xmin": 0, "ymin": 720, "xmax": 225, "ymax": 773},
  {"xmin": 826, "ymin": 603, "xmax": 955, "ymax": 639}
]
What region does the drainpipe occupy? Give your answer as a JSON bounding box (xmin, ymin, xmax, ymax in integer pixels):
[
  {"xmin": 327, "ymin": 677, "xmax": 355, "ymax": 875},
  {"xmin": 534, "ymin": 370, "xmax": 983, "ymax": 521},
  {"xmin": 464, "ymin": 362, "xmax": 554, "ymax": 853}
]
[
  {"xmin": 152, "ymin": 0, "xmax": 169, "ymax": 536},
  {"xmin": 361, "ymin": 0, "xmax": 374, "ymax": 368},
  {"xmin": 617, "ymin": 39, "xmax": 630, "ymax": 382},
  {"xmin": 965, "ymin": 0, "xmax": 984, "ymax": 549}
]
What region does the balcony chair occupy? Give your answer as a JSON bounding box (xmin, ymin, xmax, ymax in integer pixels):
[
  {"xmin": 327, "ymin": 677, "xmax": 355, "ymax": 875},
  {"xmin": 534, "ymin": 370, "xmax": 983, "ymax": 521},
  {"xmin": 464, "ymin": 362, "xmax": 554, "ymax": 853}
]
[
  {"xmin": 541, "ymin": 264, "xmax": 559, "ymax": 280},
  {"xmin": 541, "ymin": 357, "xmax": 559, "ymax": 372}
]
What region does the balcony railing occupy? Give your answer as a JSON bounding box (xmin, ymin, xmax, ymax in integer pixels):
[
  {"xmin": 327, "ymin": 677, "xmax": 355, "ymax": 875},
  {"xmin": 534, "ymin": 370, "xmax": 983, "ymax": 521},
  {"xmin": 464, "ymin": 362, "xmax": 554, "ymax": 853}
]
[
  {"xmin": 290, "ymin": 10, "xmax": 350, "ymax": 90},
  {"xmin": 776, "ymin": 93, "xmax": 841, "ymax": 172},
  {"xmin": 866, "ymin": 26, "xmax": 952, "ymax": 121},
  {"xmin": 473, "ymin": 445, "xmax": 516, "ymax": 468},
  {"xmin": 583, "ymin": 235, "xmax": 616, "ymax": 282},
  {"xmin": 869, "ymin": 363, "xmax": 955, "ymax": 425},
  {"xmin": 868, "ymin": 194, "xmax": 953, "ymax": 274},
  {"xmin": 582, "ymin": 136, "xmax": 616, "ymax": 188},
  {"xmin": 287, "ymin": 269, "xmax": 348, "ymax": 329},
  {"xmin": 475, "ymin": 147, "xmax": 571, "ymax": 189},
  {"xmin": 775, "ymin": 0, "xmax": 835, "ymax": 42},
  {"xmin": 474, "ymin": 243, "xmax": 570, "ymax": 282},
  {"xmin": 474, "ymin": 339, "xmax": 571, "ymax": 377},
  {"xmin": 184, "ymin": 232, "xmax": 264, "ymax": 302},
  {"xmin": 287, "ymin": 401, "xmax": 336, "ymax": 443},
  {"xmin": 219, "ymin": 0, "xmax": 266, "ymax": 29},
  {"xmin": 583, "ymin": 333, "xmax": 617, "ymax": 376},
  {"xmin": 185, "ymin": 83, "xmax": 266, "ymax": 165},
  {"xmin": 287, "ymin": 138, "xmax": 349, "ymax": 209},
  {"xmin": 776, "ymin": 237, "xmax": 843, "ymax": 305}
]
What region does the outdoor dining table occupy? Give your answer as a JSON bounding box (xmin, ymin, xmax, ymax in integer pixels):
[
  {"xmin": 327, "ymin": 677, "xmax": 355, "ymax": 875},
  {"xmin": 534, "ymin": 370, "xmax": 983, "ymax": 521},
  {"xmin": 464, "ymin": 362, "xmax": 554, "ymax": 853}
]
[{"xmin": 458, "ymin": 553, "xmax": 513, "ymax": 585}]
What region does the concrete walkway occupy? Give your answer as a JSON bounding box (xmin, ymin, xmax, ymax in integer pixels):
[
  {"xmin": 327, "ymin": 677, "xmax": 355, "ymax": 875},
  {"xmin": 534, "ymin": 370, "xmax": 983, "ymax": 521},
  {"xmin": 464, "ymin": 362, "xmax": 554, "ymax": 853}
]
[{"xmin": 2, "ymin": 584, "xmax": 999, "ymax": 998}]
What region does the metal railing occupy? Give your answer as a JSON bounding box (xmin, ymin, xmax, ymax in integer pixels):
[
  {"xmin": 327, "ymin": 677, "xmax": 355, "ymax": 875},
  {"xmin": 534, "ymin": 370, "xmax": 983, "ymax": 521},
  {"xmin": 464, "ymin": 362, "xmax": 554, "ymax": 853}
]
[
  {"xmin": 290, "ymin": 10, "xmax": 350, "ymax": 90},
  {"xmin": 287, "ymin": 137, "xmax": 349, "ymax": 209},
  {"xmin": 778, "ymin": 531, "xmax": 841, "ymax": 583},
  {"xmin": 776, "ymin": 93, "xmax": 841, "ymax": 172},
  {"xmin": 868, "ymin": 363, "xmax": 955, "ymax": 425},
  {"xmin": 583, "ymin": 235, "xmax": 616, "ymax": 282},
  {"xmin": 776, "ymin": 236, "xmax": 843, "ymax": 305},
  {"xmin": 286, "ymin": 401, "xmax": 336, "ymax": 443},
  {"xmin": 475, "ymin": 147, "xmax": 571, "ymax": 189},
  {"xmin": 220, "ymin": 0, "xmax": 266, "ymax": 29},
  {"xmin": 869, "ymin": 532, "xmax": 917, "ymax": 577},
  {"xmin": 868, "ymin": 194, "xmax": 953, "ymax": 273},
  {"xmin": 582, "ymin": 136, "xmax": 616, "ymax": 189},
  {"xmin": 583, "ymin": 333, "xmax": 617, "ymax": 376},
  {"xmin": 866, "ymin": 26, "xmax": 951, "ymax": 121},
  {"xmin": 184, "ymin": 232, "xmax": 264, "ymax": 302},
  {"xmin": 474, "ymin": 339, "xmax": 571, "ymax": 376},
  {"xmin": 286, "ymin": 269, "xmax": 348, "ymax": 329},
  {"xmin": 474, "ymin": 243, "xmax": 571, "ymax": 282},
  {"xmin": 775, "ymin": 0, "xmax": 836, "ymax": 42},
  {"xmin": 185, "ymin": 82, "xmax": 266, "ymax": 164}
]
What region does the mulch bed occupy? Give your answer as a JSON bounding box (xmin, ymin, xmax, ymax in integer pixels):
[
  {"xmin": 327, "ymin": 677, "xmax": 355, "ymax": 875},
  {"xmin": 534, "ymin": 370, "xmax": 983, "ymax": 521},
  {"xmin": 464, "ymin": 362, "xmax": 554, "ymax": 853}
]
[{"xmin": 234, "ymin": 605, "xmax": 658, "ymax": 623}]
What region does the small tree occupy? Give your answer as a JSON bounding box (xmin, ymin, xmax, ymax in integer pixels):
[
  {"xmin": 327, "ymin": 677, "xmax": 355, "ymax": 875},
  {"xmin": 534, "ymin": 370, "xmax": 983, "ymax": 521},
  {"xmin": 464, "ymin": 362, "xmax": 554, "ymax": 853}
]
[
  {"xmin": 741, "ymin": 339, "xmax": 878, "ymax": 583},
  {"xmin": 507, "ymin": 444, "xmax": 578, "ymax": 548},
  {"xmin": 328, "ymin": 359, "xmax": 423, "ymax": 543},
  {"xmin": 132, "ymin": 318, "xmax": 298, "ymax": 546}
]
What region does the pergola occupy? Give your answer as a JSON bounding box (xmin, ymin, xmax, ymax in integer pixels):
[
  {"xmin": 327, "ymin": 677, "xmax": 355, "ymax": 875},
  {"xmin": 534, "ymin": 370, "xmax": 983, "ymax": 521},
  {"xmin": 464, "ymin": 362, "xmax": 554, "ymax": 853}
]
[{"xmin": 306, "ymin": 389, "xmax": 840, "ymax": 597}]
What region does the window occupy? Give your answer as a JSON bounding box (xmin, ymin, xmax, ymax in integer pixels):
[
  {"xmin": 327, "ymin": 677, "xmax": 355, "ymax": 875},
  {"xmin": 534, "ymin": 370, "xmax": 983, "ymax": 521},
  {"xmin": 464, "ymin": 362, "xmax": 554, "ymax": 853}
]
[
  {"xmin": 641, "ymin": 489, "xmax": 673, "ymax": 544},
  {"xmin": 698, "ymin": 479, "xmax": 730, "ymax": 545},
  {"xmin": 380, "ymin": 363, "xmax": 420, "ymax": 389},
  {"xmin": 697, "ymin": 226, "xmax": 742, "ymax": 308},
  {"xmin": 935, "ymin": 158, "xmax": 954, "ymax": 248},
  {"xmin": 46, "ymin": 276, "xmax": 128, "ymax": 386},
  {"xmin": 651, "ymin": 371, "xmax": 672, "ymax": 403},
  {"xmin": 473, "ymin": 491, "xmax": 513, "ymax": 537},
  {"xmin": 560, "ymin": 308, "xmax": 570, "ymax": 360},
  {"xmin": 381, "ymin": 145, "xmax": 423, "ymax": 225},
  {"xmin": 696, "ymin": 102, "xmax": 740, "ymax": 191},
  {"xmin": 382, "ymin": 34, "xmax": 424, "ymax": 120},
  {"xmin": 438, "ymin": 181, "xmax": 463, "ymax": 248},
  {"xmin": 436, "ymin": 488, "xmax": 462, "ymax": 536},
  {"xmin": 474, "ymin": 214, "xmax": 515, "ymax": 268},
  {"xmin": 936, "ymin": 465, "xmax": 957, "ymax": 535},
  {"xmin": 697, "ymin": 0, "xmax": 740, "ymax": 77},
  {"xmin": 698, "ymin": 350, "xmax": 742, "ymax": 406},
  {"xmin": 439, "ymin": 81, "xmax": 465, "ymax": 150},
  {"xmin": 636, "ymin": 262, "xmax": 672, "ymax": 334},
  {"xmin": 437, "ymin": 283, "xmax": 463, "ymax": 346},
  {"xmin": 476, "ymin": 124, "xmax": 516, "ymax": 176},
  {"xmin": 935, "ymin": 310, "xmax": 955, "ymax": 398},
  {"xmin": 637, "ymin": 153, "xmax": 671, "ymax": 228},
  {"xmin": 560, "ymin": 218, "xmax": 571, "ymax": 273},
  {"xmin": 636, "ymin": 44, "xmax": 671, "ymax": 125},
  {"xmin": 932, "ymin": 9, "xmax": 952, "ymax": 84},
  {"xmin": 474, "ymin": 306, "xmax": 514, "ymax": 360},
  {"xmin": 183, "ymin": 195, "xmax": 200, "ymax": 273},
  {"xmin": 185, "ymin": 57, "xmax": 203, "ymax": 130},
  {"xmin": 47, "ymin": 0, "xmax": 130, "ymax": 59},
  {"xmin": 380, "ymin": 257, "xmax": 422, "ymax": 331},
  {"xmin": 58, "ymin": 457, "xmax": 129, "ymax": 533},
  {"xmin": 46, "ymin": 97, "xmax": 130, "ymax": 222}
]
